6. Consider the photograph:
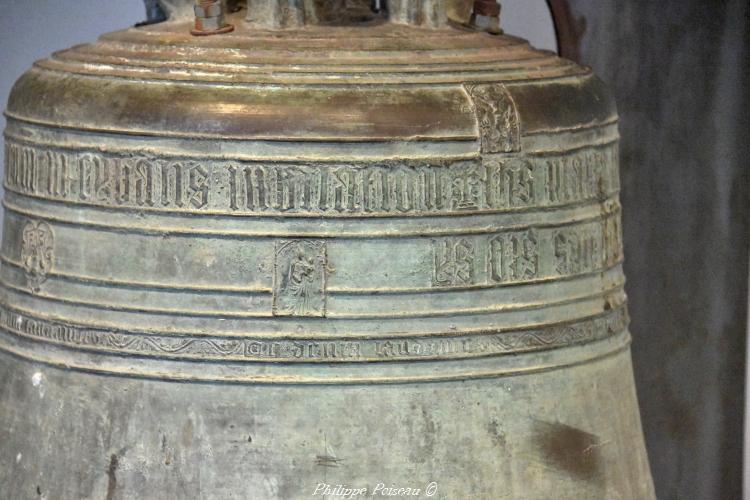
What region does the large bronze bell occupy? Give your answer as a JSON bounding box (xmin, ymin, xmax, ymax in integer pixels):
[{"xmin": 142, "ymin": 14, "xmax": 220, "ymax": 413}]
[{"xmin": 0, "ymin": 1, "xmax": 655, "ymax": 498}]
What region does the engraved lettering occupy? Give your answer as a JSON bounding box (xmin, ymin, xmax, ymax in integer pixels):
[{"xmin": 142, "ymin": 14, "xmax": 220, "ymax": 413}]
[
  {"xmin": 3, "ymin": 141, "xmax": 619, "ymax": 216},
  {"xmin": 134, "ymin": 159, "xmax": 155, "ymax": 206},
  {"xmin": 365, "ymin": 168, "xmax": 385, "ymax": 212},
  {"xmin": 487, "ymin": 158, "xmax": 536, "ymax": 208},
  {"xmin": 0, "ymin": 303, "xmax": 625, "ymax": 362},
  {"xmin": 161, "ymin": 162, "xmax": 184, "ymax": 208},
  {"xmin": 77, "ymin": 154, "xmax": 96, "ymax": 201},
  {"xmin": 228, "ymin": 165, "xmax": 239, "ymax": 211},
  {"xmin": 187, "ymin": 163, "xmax": 210, "ymax": 209},
  {"xmin": 114, "ymin": 159, "xmax": 131, "ymax": 205},
  {"xmin": 553, "ymin": 226, "xmax": 598, "ymax": 275},
  {"xmin": 94, "ymin": 155, "xmax": 114, "ymax": 202},
  {"xmin": 450, "ymin": 162, "xmax": 484, "ymax": 210},
  {"xmin": 490, "ymin": 230, "xmax": 539, "ymax": 283},
  {"xmin": 433, "ymin": 238, "xmax": 475, "ymax": 287}
]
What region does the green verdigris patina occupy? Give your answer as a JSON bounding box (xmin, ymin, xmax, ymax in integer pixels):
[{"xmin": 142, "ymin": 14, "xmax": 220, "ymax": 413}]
[{"xmin": 0, "ymin": 1, "xmax": 654, "ymax": 498}]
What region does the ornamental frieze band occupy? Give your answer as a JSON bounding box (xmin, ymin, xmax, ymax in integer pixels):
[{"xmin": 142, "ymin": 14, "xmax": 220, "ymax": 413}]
[
  {"xmin": 5, "ymin": 140, "xmax": 619, "ymax": 216},
  {"xmin": 0, "ymin": 303, "xmax": 627, "ymax": 363}
]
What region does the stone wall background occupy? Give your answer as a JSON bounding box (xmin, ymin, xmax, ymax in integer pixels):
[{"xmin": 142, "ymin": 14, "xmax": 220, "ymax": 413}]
[{"xmin": 564, "ymin": 1, "xmax": 749, "ymax": 498}]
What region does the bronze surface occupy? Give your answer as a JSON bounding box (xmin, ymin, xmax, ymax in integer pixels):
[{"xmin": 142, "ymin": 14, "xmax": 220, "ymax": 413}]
[{"xmin": 0, "ymin": 3, "xmax": 654, "ymax": 498}]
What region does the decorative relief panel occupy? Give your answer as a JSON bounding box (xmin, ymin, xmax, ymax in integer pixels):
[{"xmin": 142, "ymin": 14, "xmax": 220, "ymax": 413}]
[
  {"xmin": 4, "ymin": 140, "xmax": 619, "ymax": 216},
  {"xmin": 273, "ymin": 240, "xmax": 327, "ymax": 317},
  {"xmin": 464, "ymin": 83, "xmax": 521, "ymax": 153},
  {"xmin": 20, "ymin": 220, "xmax": 54, "ymax": 292}
]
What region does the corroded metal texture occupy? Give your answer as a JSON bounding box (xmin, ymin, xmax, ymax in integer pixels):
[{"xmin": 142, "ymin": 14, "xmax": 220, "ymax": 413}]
[
  {"xmin": 0, "ymin": 2, "xmax": 655, "ymax": 498},
  {"xmin": 191, "ymin": 0, "xmax": 234, "ymax": 36}
]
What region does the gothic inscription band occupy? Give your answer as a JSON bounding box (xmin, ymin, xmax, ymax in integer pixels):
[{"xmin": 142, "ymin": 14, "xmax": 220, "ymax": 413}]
[
  {"xmin": 1, "ymin": 208, "xmax": 623, "ymax": 312},
  {"xmin": 0, "ymin": 303, "xmax": 627, "ymax": 363},
  {"xmin": 4, "ymin": 140, "xmax": 619, "ymax": 216},
  {"xmin": 432, "ymin": 210, "xmax": 623, "ymax": 288}
]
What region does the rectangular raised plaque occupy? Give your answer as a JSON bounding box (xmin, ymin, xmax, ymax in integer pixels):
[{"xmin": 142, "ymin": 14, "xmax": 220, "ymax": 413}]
[{"xmin": 273, "ymin": 240, "xmax": 327, "ymax": 317}]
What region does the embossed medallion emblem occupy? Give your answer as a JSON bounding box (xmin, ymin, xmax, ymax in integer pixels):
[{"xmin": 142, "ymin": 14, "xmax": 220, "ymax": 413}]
[
  {"xmin": 465, "ymin": 83, "xmax": 521, "ymax": 153},
  {"xmin": 273, "ymin": 240, "xmax": 327, "ymax": 317},
  {"xmin": 21, "ymin": 220, "xmax": 54, "ymax": 292}
]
